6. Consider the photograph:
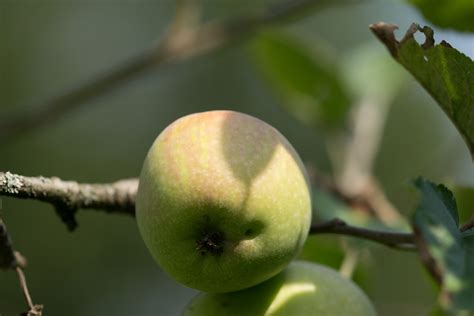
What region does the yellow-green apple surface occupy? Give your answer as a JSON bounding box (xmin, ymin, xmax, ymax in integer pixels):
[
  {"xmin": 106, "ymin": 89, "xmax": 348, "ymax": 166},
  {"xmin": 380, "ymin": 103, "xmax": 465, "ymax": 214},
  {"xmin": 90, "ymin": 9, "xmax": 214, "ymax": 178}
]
[
  {"xmin": 136, "ymin": 111, "xmax": 312, "ymax": 293},
  {"xmin": 182, "ymin": 261, "xmax": 377, "ymax": 316}
]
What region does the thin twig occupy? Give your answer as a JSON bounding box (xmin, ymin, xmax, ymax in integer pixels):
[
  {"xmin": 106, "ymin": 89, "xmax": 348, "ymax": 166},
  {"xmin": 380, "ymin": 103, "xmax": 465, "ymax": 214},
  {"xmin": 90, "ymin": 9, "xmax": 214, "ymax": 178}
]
[
  {"xmin": 413, "ymin": 227, "xmax": 442, "ymax": 285},
  {"xmin": 16, "ymin": 267, "xmax": 43, "ymax": 316},
  {"xmin": 0, "ymin": 0, "xmax": 357, "ymax": 143},
  {"xmin": 0, "ymin": 217, "xmax": 27, "ymax": 270},
  {"xmin": 460, "ymin": 215, "xmax": 474, "ymax": 232},
  {"xmin": 310, "ymin": 218, "xmax": 416, "ymax": 250},
  {"xmin": 16, "ymin": 266, "xmax": 34, "ymax": 308},
  {"xmin": 0, "ymin": 217, "xmax": 19, "ymax": 269},
  {"xmin": 0, "ymin": 216, "xmax": 41, "ymax": 315}
]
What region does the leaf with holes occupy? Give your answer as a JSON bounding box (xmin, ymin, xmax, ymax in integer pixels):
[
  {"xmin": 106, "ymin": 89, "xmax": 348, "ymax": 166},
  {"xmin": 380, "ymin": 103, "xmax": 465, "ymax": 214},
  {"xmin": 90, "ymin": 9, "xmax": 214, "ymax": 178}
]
[
  {"xmin": 371, "ymin": 23, "xmax": 474, "ymax": 157},
  {"xmin": 413, "ymin": 178, "xmax": 474, "ymax": 312}
]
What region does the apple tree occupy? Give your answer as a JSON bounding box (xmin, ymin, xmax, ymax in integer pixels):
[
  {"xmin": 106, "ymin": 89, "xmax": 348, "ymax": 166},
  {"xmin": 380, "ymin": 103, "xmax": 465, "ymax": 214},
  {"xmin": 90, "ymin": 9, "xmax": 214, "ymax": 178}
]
[{"xmin": 0, "ymin": 0, "xmax": 473, "ymax": 315}]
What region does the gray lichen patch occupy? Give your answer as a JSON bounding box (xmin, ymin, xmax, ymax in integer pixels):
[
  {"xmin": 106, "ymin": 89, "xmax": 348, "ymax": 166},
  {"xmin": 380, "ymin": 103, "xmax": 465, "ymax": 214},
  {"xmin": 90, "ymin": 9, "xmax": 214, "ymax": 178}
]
[{"xmin": 2, "ymin": 172, "xmax": 24, "ymax": 194}]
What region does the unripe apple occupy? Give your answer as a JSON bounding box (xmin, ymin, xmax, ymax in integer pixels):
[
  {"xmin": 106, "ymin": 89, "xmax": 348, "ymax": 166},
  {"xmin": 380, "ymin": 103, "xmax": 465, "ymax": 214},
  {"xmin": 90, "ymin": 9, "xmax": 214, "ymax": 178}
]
[
  {"xmin": 182, "ymin": 261, "xmax": 377, "ymax": 316},
  {"xmin": 136, "ymin": 111, "xmax": 312, "ymax": 293}
]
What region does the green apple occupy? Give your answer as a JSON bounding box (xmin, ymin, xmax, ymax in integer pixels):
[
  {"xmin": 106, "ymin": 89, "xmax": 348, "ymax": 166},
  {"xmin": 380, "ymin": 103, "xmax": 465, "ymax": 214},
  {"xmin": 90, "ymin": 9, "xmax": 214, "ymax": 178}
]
[
  {"xmin": 136, "ymin": 110, "xmax": 312, "ymax": 293},
  {"xmin": 182, "ymin": 261, "xmax": 377, "ymax": 316}
]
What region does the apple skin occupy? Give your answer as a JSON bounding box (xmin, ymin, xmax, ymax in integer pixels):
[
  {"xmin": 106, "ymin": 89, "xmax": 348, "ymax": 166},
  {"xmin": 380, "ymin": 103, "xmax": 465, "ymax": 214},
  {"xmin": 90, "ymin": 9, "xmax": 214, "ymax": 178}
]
[
  {"xmin": 136, "ymin": 111, "xmax": 312, "ymax": 293},
  {"xmin": 182, "ymin": 261, "xmax": 378, "ymax": 316}
]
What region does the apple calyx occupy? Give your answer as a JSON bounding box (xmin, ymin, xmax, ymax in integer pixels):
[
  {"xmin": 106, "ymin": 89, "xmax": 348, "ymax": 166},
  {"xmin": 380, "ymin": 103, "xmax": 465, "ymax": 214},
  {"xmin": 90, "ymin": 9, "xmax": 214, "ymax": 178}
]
[{"xmin": 196, "ymin": 230, "xmax": 225, "ymax": 256}]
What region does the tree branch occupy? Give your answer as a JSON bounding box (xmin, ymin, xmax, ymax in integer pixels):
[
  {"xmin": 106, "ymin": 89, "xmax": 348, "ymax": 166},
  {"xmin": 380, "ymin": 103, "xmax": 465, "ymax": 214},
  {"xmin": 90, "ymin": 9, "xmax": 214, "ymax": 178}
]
[
  {"xmin": 0, "ymin": 0, "xmax": 356, "ymax": 143},
  {"xmin": 310, "ymin": 218, "xmax": 416, "ymax": 250},
  {"xmin": 0, "ymin": 172, "xmax": 137, "ymax": 230},
  {"xmin": 0, "ymin": 172, "xmax": 137, "ymax": 215},
  {"xmin": 1, "ymin": 171, "xmax": 417, "ymax": 250}
]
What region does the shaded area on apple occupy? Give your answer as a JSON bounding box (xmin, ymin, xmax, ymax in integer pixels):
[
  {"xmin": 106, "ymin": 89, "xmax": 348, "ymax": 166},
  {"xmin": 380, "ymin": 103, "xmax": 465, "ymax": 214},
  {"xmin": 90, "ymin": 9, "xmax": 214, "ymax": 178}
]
[
  {"xmin": 183, "ymin": 261, "xmax": 377, "ymax": 316},
  {"xmin": 193, "ymin": 111, "xmax": 280, "ymax": 257},
  {"xmin": 136, "ymin": 111, "xmax": 312, "ymax": 293},
  {"xmin": 221, "ymin": 111, "xmax": 280, "ymax": 186}
]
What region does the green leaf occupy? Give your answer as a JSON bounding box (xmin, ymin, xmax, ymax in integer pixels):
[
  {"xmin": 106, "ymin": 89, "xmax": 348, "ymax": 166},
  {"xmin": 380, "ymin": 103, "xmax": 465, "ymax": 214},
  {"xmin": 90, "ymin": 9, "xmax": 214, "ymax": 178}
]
[
  {"xmin": 408, "ymin": 0, "xmax": 474, "ymax": 32},
  {"xmin": 250, "ymin": 32, "xmax": 351, "ymax": 128},
  {"xmin": 413, "ymin": 178, "xmax": 474, "ymax": 312},
  {"xmin": 371, "ymin": 23, "xmax": 474, "ymax": 157},
  {"xmin": 341, "ymin": 42, "xmax": 407, "ymax": 103}
]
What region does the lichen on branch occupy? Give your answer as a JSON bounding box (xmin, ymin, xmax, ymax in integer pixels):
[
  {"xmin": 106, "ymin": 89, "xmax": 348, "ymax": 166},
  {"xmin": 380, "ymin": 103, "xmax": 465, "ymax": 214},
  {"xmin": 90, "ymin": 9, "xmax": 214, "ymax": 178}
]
[{"xmin": 0, "ymin": 171, "xmax": 137, "ymax": 230}]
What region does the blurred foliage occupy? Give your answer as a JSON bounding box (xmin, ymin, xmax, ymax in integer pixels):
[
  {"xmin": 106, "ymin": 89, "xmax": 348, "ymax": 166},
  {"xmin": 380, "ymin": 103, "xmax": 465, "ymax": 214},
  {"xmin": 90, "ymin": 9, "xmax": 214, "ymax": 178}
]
[
  {"xmin": 407, "ymin": 0, "xmax": 474, "ymax": 32},
  {"xmin": 341, "ymin": 42, "xmax": 407, "ymax": 104},
  {"xmin": 314, "ymin": 187, "xmax": 408, "ymax": 231},
  {"xmin": 250, "ymin": 32, "xmax": 351, "ymax": 128},
  {"xmin": 413, "ymin": 178, "xmax": 474, "ymax": 312},
  {"xmin": 299, "ymin": 235, "xmax": 344, "ymax": 269},
  {"xmin": 430, "ymin": 305, "xmax": 472, "ymax": 316},
  {"xmin": 453, "ymin": 186, "xmax": 474, "ymax": 223},
  {"xmin": 298, "ymin": 234, "xmax": 372, "ymax": 297}
]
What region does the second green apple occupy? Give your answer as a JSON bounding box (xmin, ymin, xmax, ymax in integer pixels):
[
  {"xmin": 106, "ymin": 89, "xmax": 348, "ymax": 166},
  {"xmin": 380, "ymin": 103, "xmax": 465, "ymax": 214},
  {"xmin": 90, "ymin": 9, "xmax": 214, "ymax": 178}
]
[{"xmin": 183, "ymin": 261, "xmax": 377, "ymax": 316}]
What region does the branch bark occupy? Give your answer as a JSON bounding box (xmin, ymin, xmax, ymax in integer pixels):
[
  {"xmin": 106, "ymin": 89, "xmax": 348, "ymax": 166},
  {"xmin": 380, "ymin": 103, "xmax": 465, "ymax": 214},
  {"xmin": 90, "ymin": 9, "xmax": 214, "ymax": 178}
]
[
  {"xmin": 0, "ymin": 0, "xmax": 356, "ymax": 143},
  {"xmin": 310, "ymin": 218, "xmax": 415, "ymax": 250},
  {"xmin": 0, "ymin": 172, "xmax": 137, "ymax": 215},
  {"xmin": 0, "ymin": 172, "xmax": 137, "ymax": 230}
]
